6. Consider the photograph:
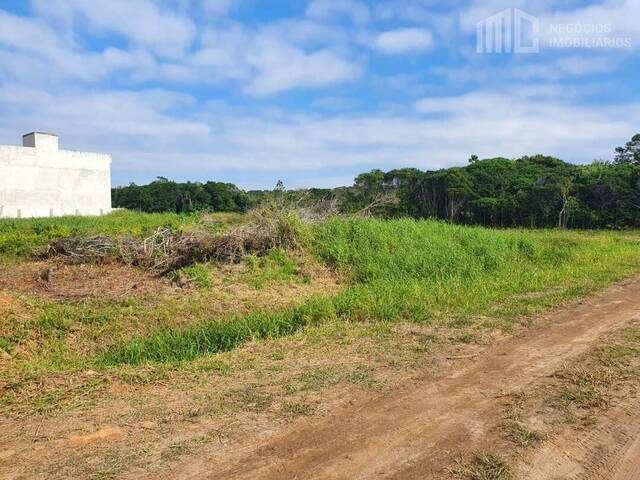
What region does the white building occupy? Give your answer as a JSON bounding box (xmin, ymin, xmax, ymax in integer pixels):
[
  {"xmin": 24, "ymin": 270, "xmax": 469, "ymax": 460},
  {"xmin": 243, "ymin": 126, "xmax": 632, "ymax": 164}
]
[{"xmin": 0, "ymin": 132, "xmax": 112, "ymax": 218}]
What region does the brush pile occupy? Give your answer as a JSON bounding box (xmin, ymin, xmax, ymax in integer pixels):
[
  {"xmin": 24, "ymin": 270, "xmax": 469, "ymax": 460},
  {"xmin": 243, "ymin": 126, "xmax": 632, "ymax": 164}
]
[{"xmin": 42, "ymin": 205, "xmax": 308, "ymax": 275}]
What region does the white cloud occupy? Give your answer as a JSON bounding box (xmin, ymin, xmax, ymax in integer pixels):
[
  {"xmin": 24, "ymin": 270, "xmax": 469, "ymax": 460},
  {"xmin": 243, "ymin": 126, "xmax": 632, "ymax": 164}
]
[
  {"xmin": 311, "ymin": 96, "xmax": 361, "ymax": 111},
  {"xmin": 513, "ymin": 55, "xmax": 617, "ymax": 80},
  {"xmin": 2, "ymin": 82, "xmax": 637, "ymax": 189},
  {"xmin": 242, "ymin": 41, "xmax": 362, "ymax": 96},
  {"xmin": 31, "ymin": 0, "xmax": 196, "ymax": 58},
  {"xmin": 0, "ymin": 10, "xmax": 154, "ymax": 83},
  {"xmin": 0, "ymin": 6, "xmax": 360, "ymax": 96},
  {"xmin": 413, "ymin": 88, "xmax": 638, "ymax": 163},
  {"xmin": 430, "ymin": 52, "xmax": 622, "ymax": 85},
  {"xmin": 542, "ymin": 0, "xmax": 640, "ymax": 41},
  {"xmin": 0, "ymin": 0, "xmax": 636, "ymax": 190},
  {"xmin": 306, "ymin": 0, "xmax": 371, "ymax": 25},
  {"xmin": 0, "ymin": 85, "xmax": 208, "ymax": 141},
  {"xmin": 374, "ymin": 28, "xmax": 434, "ymax": 53},
  {"xmin": 185, "ymin": 23, "xmax": 362, "ymax": 95},
  {"xmin": 201, "ymin": 0, "xmax": 240, "ymax": 16}
]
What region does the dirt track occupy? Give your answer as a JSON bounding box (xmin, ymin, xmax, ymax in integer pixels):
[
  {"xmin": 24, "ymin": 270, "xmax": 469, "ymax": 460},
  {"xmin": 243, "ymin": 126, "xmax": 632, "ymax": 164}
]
[
  {"xmin": 157, "ymin": 277, "xmax": 640, "ymax": 480},
  {"xmin": 517, "ymin": 395, "xmax": 640, "ymax": 480}
]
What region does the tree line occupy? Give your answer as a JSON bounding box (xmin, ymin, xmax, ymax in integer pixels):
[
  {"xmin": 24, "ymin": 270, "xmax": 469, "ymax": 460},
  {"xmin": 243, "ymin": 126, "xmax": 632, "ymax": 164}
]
[
  {"xmin": 112, "ymin": 134, "xmax": 640, "ymax": 228},
  {"xmin": 112, "ymin": 178, "xmax": 249, "ymax": 213}
]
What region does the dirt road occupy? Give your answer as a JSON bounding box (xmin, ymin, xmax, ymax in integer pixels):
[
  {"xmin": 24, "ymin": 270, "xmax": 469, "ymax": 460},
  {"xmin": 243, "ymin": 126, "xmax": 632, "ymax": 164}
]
[{"xmin": 159, "ymin": 277, "xmax": 640, "ymax": 480}]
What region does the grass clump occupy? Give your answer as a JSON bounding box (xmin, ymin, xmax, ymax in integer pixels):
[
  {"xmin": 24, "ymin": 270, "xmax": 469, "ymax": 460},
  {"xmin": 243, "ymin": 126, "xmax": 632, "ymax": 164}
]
[
  {"xmin": 458, "ymin": 453, "xmax": 511, "ymax": 480},
  {"xmin": 180, "ymin": 264, "xmax": 214, "ymax": 289},
  {"xmin": 242, "ymin": 249, "xmax": 301, "ymax": 289},
  {"xmin": 509, "ymin": 421, "xmax": 545, "ymax": 447},
  {"xmin": 311, "ymin": 219, "xmax": 640, "ymax": 323},
  {"xmin": 548, "ymin": 327, "xmax": 640, "ymax": 421}
]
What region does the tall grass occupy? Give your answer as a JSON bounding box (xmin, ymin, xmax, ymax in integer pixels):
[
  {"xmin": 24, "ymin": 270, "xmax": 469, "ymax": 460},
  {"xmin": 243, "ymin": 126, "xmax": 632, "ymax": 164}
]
[
  {"xmin": 309, "ymin": 219, "xmax": 631, "ymax": 321},
  {"xmin": 102, "ymin": 218, "xmax": 640, "ymax": 365}
]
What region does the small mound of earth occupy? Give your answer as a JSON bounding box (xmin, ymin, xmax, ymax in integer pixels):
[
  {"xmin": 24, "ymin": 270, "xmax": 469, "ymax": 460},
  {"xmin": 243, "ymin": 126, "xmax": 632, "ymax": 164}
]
[{"xmin": 0, "ymin": 261, "xmax": 173, "ymax": 302}]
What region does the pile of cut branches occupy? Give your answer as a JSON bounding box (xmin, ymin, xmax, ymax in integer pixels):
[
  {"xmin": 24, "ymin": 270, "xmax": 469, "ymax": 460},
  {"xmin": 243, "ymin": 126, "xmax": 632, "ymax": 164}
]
[{"xmin": 41, "ymin": 205, "xmax": 308, "ymax": 275}]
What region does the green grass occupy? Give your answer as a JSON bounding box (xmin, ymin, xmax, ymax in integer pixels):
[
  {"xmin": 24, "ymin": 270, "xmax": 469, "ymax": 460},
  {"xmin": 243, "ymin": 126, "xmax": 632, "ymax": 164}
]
[
  {"xmin": 310, "ymin": 219, "xmax": 640, "ymax": 323},
  {"xmin": 101, "ymin": 295, "xmax": 335, "ymax": 364},
  {"xmin": 0, "ymin": 210, "xmax": 195, "ymax": 257},
  {"xmin": 180, "ymin": 264, "xmax": 214, "ymax": 289},
  {"xmin": 242, "ymin": 249, "xmax": 303, "ymax": 289},
  {"xmin": 100, "ymin": 218, "xmax": 640, "ymax": 365}
]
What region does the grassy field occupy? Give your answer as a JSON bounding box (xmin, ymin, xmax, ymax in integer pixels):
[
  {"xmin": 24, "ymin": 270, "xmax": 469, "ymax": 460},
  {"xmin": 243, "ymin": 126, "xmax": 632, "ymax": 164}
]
[
  {"xmin": 1, "ymin": 210, "xmax": 640, "ymax": 479},
  {"xmin": 1, "ymin": 211, "xmax": 640, "ymax": 410},
  {"xmin": 104, "ymin": 217, "xmax": 640, "ymax": 364}
]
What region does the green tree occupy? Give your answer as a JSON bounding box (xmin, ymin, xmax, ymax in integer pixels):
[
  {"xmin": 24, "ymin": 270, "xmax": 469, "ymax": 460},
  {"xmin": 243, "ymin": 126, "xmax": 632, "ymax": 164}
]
[{"xmin": 614, "ymin": 133, "xmax": 640, "ymax": 164}]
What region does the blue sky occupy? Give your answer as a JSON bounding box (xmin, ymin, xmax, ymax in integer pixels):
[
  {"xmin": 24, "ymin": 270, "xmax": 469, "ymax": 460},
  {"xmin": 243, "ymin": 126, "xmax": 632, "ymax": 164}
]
[{"xmin": 0, "ymin": 0, "xmax": 638, "ymax": 189}]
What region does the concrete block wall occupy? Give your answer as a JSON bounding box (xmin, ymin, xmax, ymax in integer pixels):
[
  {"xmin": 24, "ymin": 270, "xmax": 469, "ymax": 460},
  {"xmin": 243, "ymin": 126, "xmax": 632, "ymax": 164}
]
[{"xmin": 0, "ymin": 133, "xmax": 112, "ymax": 218}]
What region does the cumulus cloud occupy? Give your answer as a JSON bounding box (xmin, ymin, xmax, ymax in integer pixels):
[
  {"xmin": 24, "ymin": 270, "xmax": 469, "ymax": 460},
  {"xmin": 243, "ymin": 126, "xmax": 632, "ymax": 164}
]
[
  {"xmin": 541, "ymin": 0, "xmax": 640, "ymax": 42},
  {"xmin": 242, "ymin": 40, "xmax": 362, "ymax": 95},
  {"xmin": 374, "ymin": 28, "xmax": 434, "ymax": 53},
  {"xmin": 31, "ymin": 0, "xmax": 196, "ymax": 58},
  {"xmin": 180, "ymin": 22, "xmax": 362, "ymax": 95},
  {"xmin": 201, "ymin": 0, "xmax": 241, "ymax": 16},
  {"xmin": 429, "ymin": 52, "xmax": 623, "ymax": 85},
  {"xmin": 413, "ymin": 88, "xmax": 638, "ymax": 163},
  {"xmin": 0, "ymin": 6, "xmax": 361, "ymax": 95},
  {"xmin": 0, "ymin": 0, "xmax": 635, "ymax": 189},
  {"xmin": 2, "ymin": 82, "xmax": 636, "ymax": 189},
  {"xmin": 306, "ymin": 0, "xmax": 371, "ymax": 25},
  {"xmin": 0, "ymin": 10, "xmax": 154, "ymax": 83}
]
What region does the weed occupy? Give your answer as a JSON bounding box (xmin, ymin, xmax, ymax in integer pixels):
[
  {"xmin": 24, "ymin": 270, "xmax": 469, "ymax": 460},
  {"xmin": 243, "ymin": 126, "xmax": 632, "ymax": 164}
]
[
  {"xmin": 281, "ymin": 400, "xmax": 316, "ymax": 418},
  {"xmin": 161, "ymin": 441, "xmax": 193, "ymax": 462},
  {"xmin": 458, "ymin": 452, "xmax": 511, "ymax": 480},
  {"xmin": 36, "ymin": 311, "xmax": 71, "ymax": 336},
  {"xmin": 242, "ymin": 249, "xmax": 301, "ymax": 289},
  {"xmin": 0, "ymin": 336, "xmax": 13, "ymax": 353},
  {"xmin": 509, "ymin": 421, "xmax": 545, "ymax": 447},
  {"xmin": 226, "ymin": 384, "xmax": 274, "ymax": 412},
  {"xmin": 181, "ymin": 264, "xmax": 214, "ymax": 289}
]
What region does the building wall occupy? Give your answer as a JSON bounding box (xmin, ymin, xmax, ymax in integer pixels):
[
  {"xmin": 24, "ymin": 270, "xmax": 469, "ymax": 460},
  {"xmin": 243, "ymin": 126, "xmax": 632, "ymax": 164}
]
[{"xmin": 0, "ymin": 135, "xmax": 112, "ymax": 218}]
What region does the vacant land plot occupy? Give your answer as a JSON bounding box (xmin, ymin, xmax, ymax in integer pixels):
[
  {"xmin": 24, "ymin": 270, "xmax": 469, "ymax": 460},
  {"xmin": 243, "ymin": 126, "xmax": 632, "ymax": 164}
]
[{"xmin": 1, "ymin": 210, "xmax": 639, "ymax": 479}]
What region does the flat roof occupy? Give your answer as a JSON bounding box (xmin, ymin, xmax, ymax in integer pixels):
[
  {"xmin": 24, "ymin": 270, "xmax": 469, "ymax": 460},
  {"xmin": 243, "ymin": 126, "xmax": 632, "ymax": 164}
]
[{"xmin": 22, "ymin": 131, "xmax": 58, "ymax": 137}]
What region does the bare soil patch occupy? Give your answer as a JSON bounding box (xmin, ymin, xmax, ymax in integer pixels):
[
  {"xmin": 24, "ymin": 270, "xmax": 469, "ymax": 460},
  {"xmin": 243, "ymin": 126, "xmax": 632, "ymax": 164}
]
[
  {"xmin": 0, "ymin": 260, "xmax": 174, "ymax": 302},
  {"xmin": 517, "ymin": 399, "xmax": 640, "ymax": 480}
]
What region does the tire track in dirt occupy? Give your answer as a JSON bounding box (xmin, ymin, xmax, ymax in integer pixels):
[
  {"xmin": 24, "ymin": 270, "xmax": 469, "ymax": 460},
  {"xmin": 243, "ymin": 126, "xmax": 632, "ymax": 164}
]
[
  {"xmin": 157, "ymin": 277, "xmax": 640, "ymax": 480},
  {"xmin": 612, "ymin": 426, "xmax": 640, "ymax": 480},
  {"xmin": 517, "ymin": 397, "xmax": 640, "ymax": 480}
]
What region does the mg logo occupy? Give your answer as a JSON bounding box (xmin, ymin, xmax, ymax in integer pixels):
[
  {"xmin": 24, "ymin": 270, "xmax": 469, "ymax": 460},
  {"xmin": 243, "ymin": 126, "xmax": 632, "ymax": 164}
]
[{"xmin": 477, "ymin": 8, "xmax": 540, "ymax": 54}]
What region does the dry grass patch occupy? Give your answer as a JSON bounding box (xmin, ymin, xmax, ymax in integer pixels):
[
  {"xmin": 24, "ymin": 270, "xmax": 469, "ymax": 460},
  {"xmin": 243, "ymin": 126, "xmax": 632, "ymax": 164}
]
[
  {"xmin": 454, "ymin": 453, "xmax": 512, "ymax": 480},
  {"xmin": 0, "ymin": 260, "xmax": 173, "ymax": 303}
]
